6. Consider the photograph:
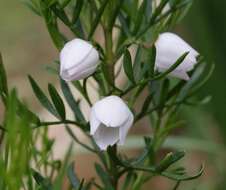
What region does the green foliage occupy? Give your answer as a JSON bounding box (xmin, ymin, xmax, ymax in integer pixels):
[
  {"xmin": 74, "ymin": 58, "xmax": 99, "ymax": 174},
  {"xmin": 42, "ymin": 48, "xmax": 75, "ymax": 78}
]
[
  {"xmin": 123, "ymin": 49, "xmax": 135, "ymax": 84},
  {"xmin": 0, "ymin": 0, "xmax": 215, "ymax": 189}
]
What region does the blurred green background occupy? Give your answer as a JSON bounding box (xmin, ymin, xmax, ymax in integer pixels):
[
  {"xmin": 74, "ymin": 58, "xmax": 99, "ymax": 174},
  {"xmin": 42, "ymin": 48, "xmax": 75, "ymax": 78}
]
[{"xmin": 0, "ymin": 0, "xmax": 225, "ymax": 189}]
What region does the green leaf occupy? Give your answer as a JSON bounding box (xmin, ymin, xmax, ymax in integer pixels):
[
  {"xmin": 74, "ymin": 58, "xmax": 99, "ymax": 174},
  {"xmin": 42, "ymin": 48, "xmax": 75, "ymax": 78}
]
[
  {"xmin": 48, "ymin": 83, "xmax": 66, "ymax": 120},
  {"xmin": 133, "ymin": 46, "xmax": 144, "ymax": 81},
  {"xmin": 123, "ymin": 49, "xmax": 135, "ymax": 83},
  {"xmin": 146, "ymin": 45, "xmax": 156, "ymax": 78},
  {"xmin": 50, "ymin": 3, "xmax": 71, "ymax": 26},
  {"xmin": 17, "ymin": 99, "xmax": 40, "ymax": 125},
  {"xmin": 53, "ymin": 144, "xmax": 73, "ymax": 190},
  {"xmin": 40, "ymin": 2, "xmax": 66, "ymax": 50},
  {"xmin": 61, "ymin": 79, "xmax": 85, "ymax": 122},
  {"xmin": 140, "ymin": 93, "xmax": 154, "ymax": 114},
  {"xmin": 88, "ymin": 0, "xmax": 109, "ymax": 40},
  {"xmin": 77, "ymin": 179, "xmax": 85, "ymax": 190},
  {"xmin": 176, "ymin": 62, "xmax": 206, "ymax": 102},
  {"xmin": 21, "ymin": 0, "xmax": 42, "ymax": 16},
  {"xmin": 0, "ymin": 53, "xmax": 8, "ymax": 104},
  {"xmin": 107, "ymin": 0, "xmax": 125, "ymax": 30},
  {"xmin": 95, "ymin": 163, "xmax": 114, "ymax": 190},
  {"xmin": 189, "ymin": 63, "xmax": 215, "ymax": 96},
  {"xmin": 67, "ymin": 162, "xmax": 80, "ymax": 189},
  {"xmin": 72, "ymin": 0, "xmax": 84, "ymax": 23},
  {"xmin": 162, "ymin": 164, "xmax": 204, "ymax": 181},
  {"xmin": 60, "ymin": 0, "xmax": 72, "ymax": 8},
  {"xmin": 31, "ymin": 169, "xmax": 52, "ymax": 190},
  {"xmin": 157, "ymin": 79, "xmax": 170, "ymax": 112},
  {"xmin": 28, "ymin": 75, "xmax": 59, "ymax": 118},
  {"xmin": 155, "ymin": 151, "xmax": 185, "ymax": 172},
  {"xmin": 133, "ymin": 0, "xmax": 147, "ymax": 34},
  {"xmin": 121, "ymin": 172, "xmax": 134, "ymax": 190}
]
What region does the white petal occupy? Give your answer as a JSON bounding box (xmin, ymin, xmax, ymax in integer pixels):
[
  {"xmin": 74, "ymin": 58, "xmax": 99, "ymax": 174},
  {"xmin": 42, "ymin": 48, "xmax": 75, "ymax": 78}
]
[
  {"xmin": 90, "ymin": 108, "xmax": 101, "ymax": 135},
  {"xmin": 155, "ymin": 32, "xmax": 199, "ymax": 78},
  {"xmin": 60, "ymin": 39, "xmax": 93, "ymax": 70},
  {"xmin": 60, "ymin": 39, "xmax": 99, "ymax": 81},
  {"xmin": 93, "ymin": 124, "xmax": 119, "ymax": 150},
  {"xmin": 61, "ymin": 64, "xmax": 97, "ymax": 81},
  {"xmin": 118, "ymin": 111, "xmax": 134, "ymax": 145},
  {"xmin": 93, "ymin": 96, "xmax": 131, "ymax": 127}
]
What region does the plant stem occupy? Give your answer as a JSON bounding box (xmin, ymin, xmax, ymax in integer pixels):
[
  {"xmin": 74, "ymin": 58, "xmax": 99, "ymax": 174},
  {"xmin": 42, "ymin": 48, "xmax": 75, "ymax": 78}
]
[
  {"xmin": 107, "ymin": 145, "xmax": 118, "ymax": 189},
  {"xmin": 35, "ymin": 120, "xmax": 86, "ymax": 129},
  {"xmin": 103, "ymin": 20, "xmax": 119, "ymax": 189},
  {"xmin": 104, "ymin": 28, "xmax": 115, "ymax": 89}
]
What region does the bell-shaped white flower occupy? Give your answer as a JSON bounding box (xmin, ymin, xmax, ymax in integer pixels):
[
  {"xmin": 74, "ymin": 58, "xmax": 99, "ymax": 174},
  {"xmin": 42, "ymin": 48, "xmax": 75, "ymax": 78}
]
[
  {"xmin": 90, "ymin": 96, "xmax": 134, "ymax": 150},
  {"xmin": 60, "ymin": 38, "xmax": 99, "ymax": 81},
  {"xmin": 155, "ymin": 32, "xmax": 199, "ymax": 80}
]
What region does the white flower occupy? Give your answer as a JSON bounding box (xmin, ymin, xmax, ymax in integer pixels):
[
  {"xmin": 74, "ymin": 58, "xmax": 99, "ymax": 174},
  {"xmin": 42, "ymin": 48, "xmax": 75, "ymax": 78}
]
[
  {"xmin": 60, "ymin": 38, "xmax": 99, "ymax": 81},
  {"xmin": 155, "ymin": 32, "xmax": 199, "ymax": 80},
  {"xmin": 90, "ymin": 96, "xmax": 134, "ymax": 150}
]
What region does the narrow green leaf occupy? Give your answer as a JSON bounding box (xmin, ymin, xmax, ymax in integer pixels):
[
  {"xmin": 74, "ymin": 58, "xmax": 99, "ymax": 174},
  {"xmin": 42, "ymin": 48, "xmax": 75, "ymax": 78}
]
[
  {"xmin": 133, "ymin": 0, "xmax": 147, "ymax": 34},
  {"xmin": 121, "ymin": 172, "xmax": 134, "ymax": 190},
  {"xmin": 72, "ymin": 0, "xmax": 84, "ymax": 23},
  {"xmin": 156, "ymin": 151, "xmax": 185, "ymax": 172},
  {"xmin": 140, "ymin": 93, "xmax": 154, "ymax": 114},
  {"xmin": 50, "ymin": 3, "xmax": 71, "ymax": 26},
  {"xmin": 28, "ymin": 75, "xmax": 59, "ymax": 118},
  {"xmin": 77, "ymin": 179, "xmax": 85, "ymax": 190},
  {"xmin": 60, "ymin": 0, "xmax": 72, "ymax": 8},
  {"xmin": 189, "ymin": 64, "xmax": 215, "ymax": 96},
  {"xmin": 61, "ymin": 79, "xmax": 85, "ymax": 122},
  {"xmin": 95, "ymin": 163, "xmax": 114, "ymax": 190},
  {"xmin": 146, "ymin": 45, "xmax": 156, "ymax": 77},
  {"xmin": 157, "ymin": 79, "xmax": 170, "ymax": 111},
  {"xmin": 177, "ymin": 63, "xmax": 206, "ymax": 102},
  {"xmin": 123, "ymin": 49, "xmax": 135, "ymax": 83},
  {"xmin": 108, "ymin": 0, "xmax": 125, "ymax": 30},
  {"xmin": 40, "ymin": 2, "xmax": 66, "ymax": 50},
  {"xmin": 0, "ymin": 53, "xmax": 8, "ymax": 105},
  {"xmin": 88, "ymin": 0, "xmax": 109, "ymax": 39},
  {"xmin": 133, "ymin": 46, "xmax": 144, "ymax": 81},
  {"xmin": 31, "ymin": 169, "xmax": 52, "ymax": 190},
  {"xmin": 17, "ymin": 99, "xmax": 40, "ymax": 125},
  {"xmin": 48, "ymin": 83, "xmax": 66, "ymax": 120},
  {"xmin": 162, "ymin": 164, "xmax": 204, "ymax": 181},
  {"xmin": 21, "ymin": 0, "xmax": 42, "ymax": 16},
  {"xmin": 67, "ymin": 162, "xmax": 80, "ymax": 189},
  {"xmin": 53, "ymin": 144, "xmax": 73, "ymax": 190}
]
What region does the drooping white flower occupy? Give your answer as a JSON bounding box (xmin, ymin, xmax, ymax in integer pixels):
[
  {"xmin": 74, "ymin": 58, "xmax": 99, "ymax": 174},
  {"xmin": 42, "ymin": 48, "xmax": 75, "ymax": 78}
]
[
  {"xmin": 90, "ymin": 96, "xmax": 134, "ymax": 150},
  {"xmin": 155, "ymin": 32, "xmax": 199, "ymax": 80},
  {"xmin": 60, "ymin": 38, "xmax": 99, "ymax": 81}
]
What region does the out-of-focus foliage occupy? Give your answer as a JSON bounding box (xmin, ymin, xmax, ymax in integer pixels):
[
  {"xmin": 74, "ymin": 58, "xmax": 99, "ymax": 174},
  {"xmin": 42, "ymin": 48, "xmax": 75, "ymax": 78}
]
[{"xmin": 183, "ymin": 1, "xmax": 226, "ymax": 138}]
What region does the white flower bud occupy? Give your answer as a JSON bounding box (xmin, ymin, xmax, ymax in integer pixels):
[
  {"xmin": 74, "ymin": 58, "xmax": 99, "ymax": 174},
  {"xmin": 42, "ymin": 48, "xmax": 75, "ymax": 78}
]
[
  {"xmin": 155, "ymin": 32, "xmax": 199, "ymax": 80},
  {"xmin": 90, "ymin": 96, "xmax": 134, "ymax": 150},
  {"xmin": 60, "ymin": 38, "xmax": 99, "ymax": 81}
]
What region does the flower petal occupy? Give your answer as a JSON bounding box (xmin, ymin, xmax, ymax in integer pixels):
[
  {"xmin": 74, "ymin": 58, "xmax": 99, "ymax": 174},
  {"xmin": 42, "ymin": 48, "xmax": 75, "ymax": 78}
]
[
  {"xmin": 90, "ymin": 108, "xmax": 101, "ymax": 135},
  {"xmin": 118, "ymin": 111, "xmax": 134, "ymax": 145},
  {"xmin": 61, "ymin": 63, "xmax": 97, "ymax": 81},
  {"xmin": 60, "ymin": 39, "xmax": 93, "ymax": 70},
  {"xmin": 93, "ymin": 124, "xmax": 119, "ymax": 150},
  {"xmin": 155, "ymin": 32, "xmax": 199, "ymax": 75},
  {"xmin": 93, "ymin": 96, "xmax": 131, "ymax": 127}
]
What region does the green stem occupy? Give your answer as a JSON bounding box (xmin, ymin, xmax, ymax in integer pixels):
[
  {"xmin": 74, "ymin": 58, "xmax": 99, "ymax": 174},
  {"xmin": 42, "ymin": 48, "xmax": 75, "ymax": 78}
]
[
  {"xmin": 104, "ymin": 28, "xmax": 115, "ymax": 88},
  {"xmin": 107, "ymin": 145, "xmax": 118, "ymax": 189},
  {"xmin": 35, "ymin": 120, "xmax": 85, "ymax": 129}
]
